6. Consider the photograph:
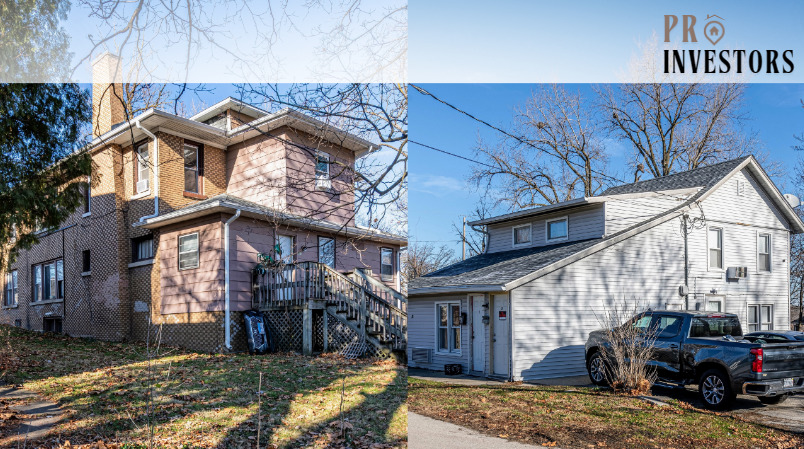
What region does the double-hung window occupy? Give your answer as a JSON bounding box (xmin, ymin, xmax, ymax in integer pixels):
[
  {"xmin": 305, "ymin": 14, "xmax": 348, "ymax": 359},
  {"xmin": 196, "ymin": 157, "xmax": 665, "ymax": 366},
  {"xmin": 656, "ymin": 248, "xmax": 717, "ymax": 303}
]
[
  {"xmin": 318, "ymin": 236, "xmax": 335, "ymax": 268},
  {"xmin": 747, "ymin": 305, "xmax": 773, "ymax": 332},
  {"xmin": 136, "ymin": 145, "xmax": 150, "ymax": 194},
  {"xmin": 546, "ymin": 217, "xmax": 568, "ymax": 242},
  {"xmin": 380, "ymin": 248, "xmax": 394, "ymax": 280},
  {"xmin": 758, "ymin": 233, "xmax": 771, "ymax": 272},
  {"xmin": 315, "ymin": 151, "xmax": 331, "ymax": 190},
  {"xmin": 178, "ymin": 233, "xmax": 199, "ymax": 270},
  {"xmin": 437, "ymin": 303, "xmax": 461, "ymax": 353},
  {"xmin": 4, "ymin": 270, "xmax": 17, "ymax": 306},
  {"xmin": 512, "ymin": 224, "xmax": 531, "ymax": 246},
  {"xmin": 184, "ymin": 144, "xmax": 201, "ymax": 194},
  {"xmin": 708, "ymin": 227, "xmax": 723, "ymax": 270},
  {"xmin": 32, "ymin": 260, "xmax": 64, "ymax": 302}
]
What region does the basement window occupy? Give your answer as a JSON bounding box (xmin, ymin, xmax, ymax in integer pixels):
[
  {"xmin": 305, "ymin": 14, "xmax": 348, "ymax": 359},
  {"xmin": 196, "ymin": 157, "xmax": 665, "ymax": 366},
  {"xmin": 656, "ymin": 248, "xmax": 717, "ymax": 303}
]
[{"xmin": 43, "ymin": 317, "xmax": 62, "ymax": 334}]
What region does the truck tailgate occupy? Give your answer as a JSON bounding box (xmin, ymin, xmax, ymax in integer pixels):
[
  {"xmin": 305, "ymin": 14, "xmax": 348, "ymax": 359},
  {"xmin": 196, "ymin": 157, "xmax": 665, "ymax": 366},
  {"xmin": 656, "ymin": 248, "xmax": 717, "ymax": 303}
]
[{"xmin": 762, "ymin": 342, "xmax": 804, "ymax": 376}]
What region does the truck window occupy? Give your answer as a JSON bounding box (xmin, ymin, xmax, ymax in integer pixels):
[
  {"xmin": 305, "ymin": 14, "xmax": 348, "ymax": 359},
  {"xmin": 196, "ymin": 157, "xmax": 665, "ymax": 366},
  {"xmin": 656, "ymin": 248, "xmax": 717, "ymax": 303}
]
[
  {"xmin": 631, "ymin": 315, "xmax": 653, "ymax": 333},
  {"xmin": 689, "ymin": 316, "xmax": 742, "ymax": 338},
  {"xmin": 654, "ymin": 315, "xmax": 682, "ymax": 338}
]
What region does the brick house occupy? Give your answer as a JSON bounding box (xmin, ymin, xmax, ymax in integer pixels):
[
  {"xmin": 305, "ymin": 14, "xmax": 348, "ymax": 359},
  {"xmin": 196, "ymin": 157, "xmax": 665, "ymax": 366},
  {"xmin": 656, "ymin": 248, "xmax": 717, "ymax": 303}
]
[{"xmin": 0, "ymin": 53, "xmax": 407, "ymax": 354}]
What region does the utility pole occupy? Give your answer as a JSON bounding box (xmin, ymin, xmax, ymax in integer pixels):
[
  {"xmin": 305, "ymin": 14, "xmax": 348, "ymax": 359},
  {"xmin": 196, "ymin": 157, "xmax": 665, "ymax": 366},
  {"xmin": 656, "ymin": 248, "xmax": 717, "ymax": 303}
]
[{"xmin": 462, "ymin": 216, "xmax": 466, "ymax": 261}]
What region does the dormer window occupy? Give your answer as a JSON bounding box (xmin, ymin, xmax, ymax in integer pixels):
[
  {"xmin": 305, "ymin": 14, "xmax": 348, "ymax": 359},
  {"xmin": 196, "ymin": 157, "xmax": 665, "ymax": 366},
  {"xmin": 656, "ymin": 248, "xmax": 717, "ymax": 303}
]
[
  {"xmin": 546, "ymin": 217, "xmax": 568, "ymax": 242},
  {"xmin": 136, "ymin": 144, "xmax": 150, "ymax": 194},
  {"xmin": 315, "ymin": 151, "xmax": 331, "ymax": 190},
  {"xmin": 512, "ymin": 224, "xmax": 531, "ymax": 247}
]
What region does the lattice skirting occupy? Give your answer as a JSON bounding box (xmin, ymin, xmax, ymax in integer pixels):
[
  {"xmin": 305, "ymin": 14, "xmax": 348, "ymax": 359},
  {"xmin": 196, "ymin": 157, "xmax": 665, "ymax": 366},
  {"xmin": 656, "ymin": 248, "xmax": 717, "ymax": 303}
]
[
  {"xmin": 325, "ymin": 312, "xmax": 382, "ymax": 358},
  {"xmin": 263, "ymin": 309, "xmax": 303, "ymax": 352}
]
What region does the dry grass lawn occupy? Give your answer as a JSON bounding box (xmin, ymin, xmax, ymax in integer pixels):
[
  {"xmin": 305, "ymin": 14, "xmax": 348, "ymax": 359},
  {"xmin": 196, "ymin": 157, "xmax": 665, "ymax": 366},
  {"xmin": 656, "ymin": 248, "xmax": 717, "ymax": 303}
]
[
  {"xmin": 0, "ymin": 325, "xmax": 407, "ymax": 448},
  {"xmin": 409, "ymin": 378, "xmax": 804, "ymax": 449}
]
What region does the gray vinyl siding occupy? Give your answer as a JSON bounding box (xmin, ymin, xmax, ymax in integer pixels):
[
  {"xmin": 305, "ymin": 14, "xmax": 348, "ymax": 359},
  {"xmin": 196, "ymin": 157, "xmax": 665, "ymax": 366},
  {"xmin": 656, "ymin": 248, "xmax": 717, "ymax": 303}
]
[
  {"xmin": 407, "ymin": 295, "xmax": 470, "ymax": 372},
  {"xmin": 604, "ymin": 193, "xmax": 690, "ymax": 235},
  {"xmin": 510, "ymin": 218, "xmax": 684, "ymax": 381},
  {"xmin": 509, "ymin": 167, "xmax": 792, "ymax": 381},
  {"xmin": 486, "ymin": 204, "xmax": 605, "ymax": 253}
]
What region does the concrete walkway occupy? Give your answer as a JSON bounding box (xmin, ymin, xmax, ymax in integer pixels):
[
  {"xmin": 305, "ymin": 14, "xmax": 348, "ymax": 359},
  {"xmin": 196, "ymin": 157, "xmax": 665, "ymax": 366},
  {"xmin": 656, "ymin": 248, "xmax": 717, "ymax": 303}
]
[
  {"xmin": 409, "ymin": 412, "xmax": 553, "ymax": 449},
  {"xmin": 0, "ymin": 386, "xmax": 62, "ymax": 444},
  {"xmin": 408, "ymin": 367, "xmax": 593, "ymax": 388}
]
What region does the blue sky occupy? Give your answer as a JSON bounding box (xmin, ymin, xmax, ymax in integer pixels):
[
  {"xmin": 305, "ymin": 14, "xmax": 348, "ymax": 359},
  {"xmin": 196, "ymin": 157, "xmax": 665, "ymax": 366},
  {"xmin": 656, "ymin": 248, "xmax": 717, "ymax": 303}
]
[{"xmin": 409, "ymin": 83, "xmax": 804, "ymax": 256}]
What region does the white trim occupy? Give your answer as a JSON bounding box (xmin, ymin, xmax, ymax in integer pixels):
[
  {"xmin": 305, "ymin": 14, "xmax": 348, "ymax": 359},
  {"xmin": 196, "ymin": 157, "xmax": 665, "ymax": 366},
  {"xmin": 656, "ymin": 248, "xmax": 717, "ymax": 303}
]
[
  {"xmin": 380, "ymin": 247, "xmax": 394, "ymax": 281},
  {"xmin": 81, "ymin": 271, "xmax": 92, "ymax": 277},
  {"xmin": 511, "ymin": 223, "xmax": 532, "ymax": 248},
  {"xmin": 707, "ymin": 226, "xmax": 724, "ymax": 272},
  {"xmin": 155, "ymin": 127, "xmax": 227, "ymax": 150},
  {"xmin": 756, "ymin": 231, "xmax": 772, "ymax": 274},
  {"xmin": 131, "ymin": 190, "xmax": 151, "ymax": 200},
  {"xmin": 128, "ymin": 259, "xmax": 154, "ymax": 268},
  {"xmin": 434, "ymin": 301, "xmax": 463, "ymax": 356},
  {"xmin": 747, "ymin": 304, "xmax": 774, "ymax": 331},
  {"xmin": 81, "ymin": 212, "xmax": 92, "ymax": 218},
  {"xmin": 545, "ymin": 216, "xmax": 569, "ymax": 242},
  {"xmin": 178, "ymin": 232, "xmax": 200, "ymax": 270}
]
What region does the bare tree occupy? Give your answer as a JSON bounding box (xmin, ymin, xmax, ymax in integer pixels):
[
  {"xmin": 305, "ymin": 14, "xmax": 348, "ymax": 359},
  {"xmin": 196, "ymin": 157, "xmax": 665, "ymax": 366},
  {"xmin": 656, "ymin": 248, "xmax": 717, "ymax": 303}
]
[
  {"xmin": 402, "ymin": 242, "xmax": 456, "ymax": 285},
  {"xmin": 470, "ymin": 84, "xmax": 609, "ymax": 210},
  {"xmin": 599, "ymin": 83, "xmax": 759, "ymax": 178},
  {"xmin": 452, "ymin": 197, "xmax": 495, "ymax": 258},
  {"xmin": 236, "ymin": 83, "xmax": 407, "ymax": 231}
]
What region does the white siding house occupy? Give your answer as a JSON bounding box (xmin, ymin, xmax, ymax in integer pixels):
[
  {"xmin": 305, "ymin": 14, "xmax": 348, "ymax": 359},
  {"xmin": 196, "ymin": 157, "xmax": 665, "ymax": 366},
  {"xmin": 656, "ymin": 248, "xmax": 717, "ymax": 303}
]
[{"xmin": 408, "ymin": 156, "xmax": 804, "ymax": 381}]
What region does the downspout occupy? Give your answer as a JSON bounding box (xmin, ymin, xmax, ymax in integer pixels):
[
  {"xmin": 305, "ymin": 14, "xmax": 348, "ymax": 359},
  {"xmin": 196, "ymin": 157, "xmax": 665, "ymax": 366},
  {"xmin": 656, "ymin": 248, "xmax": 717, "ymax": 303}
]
[
  {"xmin": 683, "ymin": 214, "xmax": 690, "ymax": 310},
  {"xmin": 135, "ymin": 121, "xmax": 159, "ymax": 222},
  {"xmin": 224, "ymin": 209, "xmax": 242, "ymax": 350}
]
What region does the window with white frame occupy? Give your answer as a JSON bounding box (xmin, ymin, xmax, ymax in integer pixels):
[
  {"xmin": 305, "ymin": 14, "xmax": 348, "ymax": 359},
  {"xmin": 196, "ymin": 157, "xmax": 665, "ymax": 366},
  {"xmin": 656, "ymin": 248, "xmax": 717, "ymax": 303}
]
[
  {"xmin": 178, "ymin": 233, "xmax": 199, "ymax": 270},
  {"xmin": 4, "ymin": 270, "xmax": 17, "ymax": 306},
  {"xmin": 708, "ymin": 227, "xmax": 723, "ymax": 270},
  {"xmin": 546, "ymin": 217, "xmax": 568, "ymax": 241},
  {"xmin": 318, "ymin": 236, "xmax": 335, "ymax": 268},
  {"xmin": 512, "ymin": 224, "xmax": 531, "ymax": 246},
  {"xmin": 747, "ymin": 304, "xmax": 773, "ymax": 331},
  {"xmin": 436, "ymin": 303, "xmax": 461, "ymax": 353},
  {"xmin": 277, "ymin": 235, "xmax": 294, "ymax": 264},
  {"xmin": 183, "ymin": 144, "xmax": 200, "ymax": 193},
  {"xmin": 380, "ymin": 248, "xmax": 394, "ymax": 280},
  {"xmin": 32, "ymin": 259, "xmax": 63, "ymax": 302},
  {"xmin": 758, "ymin": 233, "xmax": 771, "ymax": 272},
  {"xmin": 136, "ymin": 144, "xmax": 150, "ymax": 193},
  {"xmin": 315, "ymin": 151, "xmax": 331, "ymax": 190}
]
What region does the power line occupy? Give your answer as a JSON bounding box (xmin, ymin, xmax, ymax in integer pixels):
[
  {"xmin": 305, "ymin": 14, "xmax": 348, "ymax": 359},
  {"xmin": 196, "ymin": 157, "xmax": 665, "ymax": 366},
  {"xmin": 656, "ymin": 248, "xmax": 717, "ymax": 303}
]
[
  {"xmin": 409, "ymin": 83, "xmax": 627, "ymax": 185},
  {"xmin": 409, "ymin": 140, "xmax": 497, "ymax": 169}
]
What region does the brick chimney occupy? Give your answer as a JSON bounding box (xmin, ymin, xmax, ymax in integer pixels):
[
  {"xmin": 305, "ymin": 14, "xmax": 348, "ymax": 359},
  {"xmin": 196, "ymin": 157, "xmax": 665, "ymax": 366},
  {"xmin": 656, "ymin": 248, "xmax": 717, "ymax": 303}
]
[{"xmin": 91, "ymin": 52, "xmax": 126, "ymax": 137}]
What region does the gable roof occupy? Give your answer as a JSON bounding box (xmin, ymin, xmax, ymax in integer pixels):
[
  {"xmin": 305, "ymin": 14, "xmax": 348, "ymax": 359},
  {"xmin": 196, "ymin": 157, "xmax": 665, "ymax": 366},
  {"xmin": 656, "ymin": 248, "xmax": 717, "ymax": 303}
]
[
  {"xmin": 410, "ymin": 156, "xmax": 804, "ymax": 296},
  {"xmin": 189, "ymin": 97, "xmax": 269, "ymax": 123}
]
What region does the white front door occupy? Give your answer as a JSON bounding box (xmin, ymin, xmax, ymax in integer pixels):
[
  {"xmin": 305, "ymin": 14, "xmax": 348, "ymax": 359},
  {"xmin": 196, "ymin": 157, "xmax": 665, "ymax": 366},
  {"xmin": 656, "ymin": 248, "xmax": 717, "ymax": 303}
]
[
  {"xmin": 471, "ymin": 295, "xmax": 485, "ymax": 372},
  {"xmin": 492, "ymin": 294, "xmax": 509, "ymax": 377}
]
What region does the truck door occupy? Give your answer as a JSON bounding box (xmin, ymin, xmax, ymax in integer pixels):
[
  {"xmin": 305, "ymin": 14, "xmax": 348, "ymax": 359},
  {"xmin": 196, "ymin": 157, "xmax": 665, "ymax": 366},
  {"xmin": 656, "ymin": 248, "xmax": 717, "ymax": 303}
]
[{"xmin": 650, "ymin": 314, "xmax": 684, "ymax": 381}]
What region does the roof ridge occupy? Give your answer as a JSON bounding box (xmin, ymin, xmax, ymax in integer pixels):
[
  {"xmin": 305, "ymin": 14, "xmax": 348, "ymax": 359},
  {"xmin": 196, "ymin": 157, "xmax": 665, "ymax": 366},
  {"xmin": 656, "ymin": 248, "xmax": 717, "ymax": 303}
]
[{"xmin": 610, "ymin": 155, "xmax": 750, "ymax": 190}]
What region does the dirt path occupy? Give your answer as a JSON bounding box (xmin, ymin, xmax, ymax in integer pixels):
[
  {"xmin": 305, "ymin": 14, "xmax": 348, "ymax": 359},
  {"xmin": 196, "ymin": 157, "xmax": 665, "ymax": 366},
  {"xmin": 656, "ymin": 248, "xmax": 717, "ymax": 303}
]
[{"xmin": 0, "ymin": 385, "xmax": 63, "ymax": 445}]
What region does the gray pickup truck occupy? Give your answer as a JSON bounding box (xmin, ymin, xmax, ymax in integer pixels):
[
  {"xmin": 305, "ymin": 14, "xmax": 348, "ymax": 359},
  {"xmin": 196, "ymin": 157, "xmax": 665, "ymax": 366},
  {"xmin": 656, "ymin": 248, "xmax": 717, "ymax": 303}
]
[{"xmin": 585, "ymin": 310, "xmax": 804, "ymax": 409}]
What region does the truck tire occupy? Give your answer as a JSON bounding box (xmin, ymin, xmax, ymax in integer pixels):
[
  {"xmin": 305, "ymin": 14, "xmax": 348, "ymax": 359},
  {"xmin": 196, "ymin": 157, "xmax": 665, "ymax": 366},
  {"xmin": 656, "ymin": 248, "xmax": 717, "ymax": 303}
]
[
  {"xmin": 698, "ymin": 369, "xmax": 735, "ymax": 410},
  {"xmin": 758, "ymin": 395, "xmax": 789, "ymax": 405},
  {"xmin": 587, "ymin": 351, "xmax": 610, "ymax": 387}
]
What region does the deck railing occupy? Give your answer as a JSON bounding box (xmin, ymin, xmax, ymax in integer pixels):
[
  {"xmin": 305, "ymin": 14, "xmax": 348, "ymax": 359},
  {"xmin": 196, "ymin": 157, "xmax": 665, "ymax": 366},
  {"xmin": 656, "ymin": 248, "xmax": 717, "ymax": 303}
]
[{"xmin": 252, "ymin": 261, "xmax": 407, "ymax": 350}]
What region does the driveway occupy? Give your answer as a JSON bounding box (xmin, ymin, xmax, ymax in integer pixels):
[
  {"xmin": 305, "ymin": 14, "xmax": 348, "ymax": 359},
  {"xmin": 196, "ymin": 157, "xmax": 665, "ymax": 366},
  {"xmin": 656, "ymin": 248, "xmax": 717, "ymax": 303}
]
[{"xmin": 408, "ymin": 412, "xmax": 554, "ymax": 449}]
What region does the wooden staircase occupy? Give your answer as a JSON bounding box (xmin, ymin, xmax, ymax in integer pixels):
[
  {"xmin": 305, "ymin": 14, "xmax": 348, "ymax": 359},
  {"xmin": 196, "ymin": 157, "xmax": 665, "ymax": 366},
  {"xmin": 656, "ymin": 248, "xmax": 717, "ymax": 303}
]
[{"xmin": 252, "ymin": 262, "xmax": 407, "ymax": 356}]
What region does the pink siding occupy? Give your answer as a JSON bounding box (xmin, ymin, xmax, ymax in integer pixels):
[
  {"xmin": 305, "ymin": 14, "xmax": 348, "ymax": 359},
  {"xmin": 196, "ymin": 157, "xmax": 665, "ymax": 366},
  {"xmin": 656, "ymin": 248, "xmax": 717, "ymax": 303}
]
[
  {"xmin": 226, "ymin": 134, "xmax": 287, "ymax": 209},
  {"xmin": 160, "ymin": 215, "xmax": 225, "ymax": 314}
]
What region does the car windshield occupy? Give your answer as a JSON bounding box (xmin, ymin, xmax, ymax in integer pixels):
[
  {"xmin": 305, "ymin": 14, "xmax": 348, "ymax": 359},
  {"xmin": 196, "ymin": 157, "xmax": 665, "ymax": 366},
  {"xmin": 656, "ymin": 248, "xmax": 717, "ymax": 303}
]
[{"xmin": 689, "ymin": 316, "xmax": 742, "ymax": 338}]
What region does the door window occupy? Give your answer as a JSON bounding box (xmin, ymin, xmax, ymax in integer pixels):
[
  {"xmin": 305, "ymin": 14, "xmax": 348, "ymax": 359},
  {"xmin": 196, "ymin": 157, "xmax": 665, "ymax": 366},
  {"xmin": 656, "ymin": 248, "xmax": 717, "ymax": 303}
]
[{"xmin": 653, "ymin": 315, "xmax": 682, "ymax": 339}]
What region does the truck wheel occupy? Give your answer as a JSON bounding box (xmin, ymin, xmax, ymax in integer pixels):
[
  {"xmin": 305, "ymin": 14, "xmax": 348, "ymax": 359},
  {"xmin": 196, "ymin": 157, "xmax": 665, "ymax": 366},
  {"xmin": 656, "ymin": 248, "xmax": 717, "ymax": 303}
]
[
  {"xmin": 698, "ymin": 369, "xmax": 735, "ymax": 410},
  {"xmin": 587, "ymin": 352, "xmax": 609, "ymax": 387},
  {"xmin": 758, "ymin": 395, "xmax": 788, "ymax": 405}
]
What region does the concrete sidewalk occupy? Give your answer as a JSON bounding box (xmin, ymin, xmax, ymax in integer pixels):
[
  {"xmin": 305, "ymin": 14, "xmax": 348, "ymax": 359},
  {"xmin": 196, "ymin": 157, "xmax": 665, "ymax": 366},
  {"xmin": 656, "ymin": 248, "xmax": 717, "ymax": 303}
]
[
  {"xmin": 0, "ymin": 386, "xmax": 63, "ymax": 444},
  {"xmin": 409, "ymin": 412, "xmax": 553, "ymax": 449}
]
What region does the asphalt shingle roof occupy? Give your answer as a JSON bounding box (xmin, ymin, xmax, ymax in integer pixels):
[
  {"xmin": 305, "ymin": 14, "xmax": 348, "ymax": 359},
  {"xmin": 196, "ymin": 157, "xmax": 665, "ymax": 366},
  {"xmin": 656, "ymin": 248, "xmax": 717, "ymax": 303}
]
[
  {"xmin": 411, "ymin": 156, "xmax": 752, "ymax": 293},
  {"xmin": 601, "ymin": 157, "xmax": 749, "ymax": 196},
  {"xmin": 412, "ymin": 238, "xmax": 602, "ymax": 289}
]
